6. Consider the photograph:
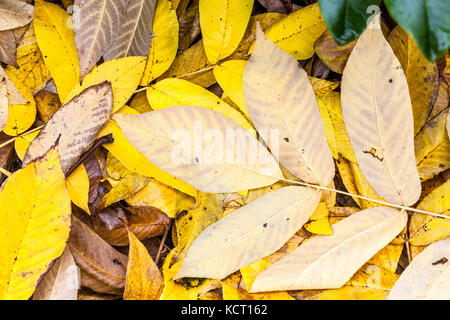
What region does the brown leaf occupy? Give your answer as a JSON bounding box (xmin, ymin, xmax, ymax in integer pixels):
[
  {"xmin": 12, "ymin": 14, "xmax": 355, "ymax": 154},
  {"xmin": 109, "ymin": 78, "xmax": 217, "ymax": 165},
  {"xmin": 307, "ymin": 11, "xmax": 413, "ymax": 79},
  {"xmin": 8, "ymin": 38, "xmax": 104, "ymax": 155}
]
[
  {"xmin": 0, "ymin": 30, "xmax": 17, "ymax": 66},
  {"xmin": 77, "ymin": 205, "xmax": 170, "ymax": 246},
  {"xmin": 104, "ymin": 0, "xmax": 157, "ymax": 60},
  {"xmin": 314, "ymin": 30, "xmax": 356, "ymax": 74},
  {"xmin": 23, "ymin": 82, "xmax": 113, "ymax": 173},
  {"xmin": 83, "ymin": 155, "xmax": 103, "ymax": 212},
  {"xmin": 69, "ymin": 215, "xmax": 128, "ymax": 295},
  {"xmin": 0, "ymin": 0, "xmax": 34, "ymax": 31},
  {"xmin": 0, "ymin": 132, "xmax": 14, "ymax": 183},
  {"xmin": 35, "ymin": 90, "xmax": 61, "ymax": 123},
  {"xmin": 268, "ymin": 0, "xmax": 292, "ymax": 14}
]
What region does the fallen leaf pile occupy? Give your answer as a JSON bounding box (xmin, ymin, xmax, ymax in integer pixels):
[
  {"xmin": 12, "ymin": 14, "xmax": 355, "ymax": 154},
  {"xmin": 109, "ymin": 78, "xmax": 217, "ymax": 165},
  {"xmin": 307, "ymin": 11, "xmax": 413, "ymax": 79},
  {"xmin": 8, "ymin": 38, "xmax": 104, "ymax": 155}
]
[{"xmin": 0, "ymin": 0, "xmax": 448, "ymax": 300}]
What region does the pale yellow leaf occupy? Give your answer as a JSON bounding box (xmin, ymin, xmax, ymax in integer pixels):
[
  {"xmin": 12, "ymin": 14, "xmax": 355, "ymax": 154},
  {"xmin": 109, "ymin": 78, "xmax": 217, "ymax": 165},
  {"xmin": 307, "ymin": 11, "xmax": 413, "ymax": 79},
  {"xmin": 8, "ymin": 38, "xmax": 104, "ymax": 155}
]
[
  {"xmin": 114, "ymin": 106, "xmax": 283, "ymax": 193},
  {"xmin": 244, "ymin": 25, "xmax": 334, "ymax": 186},
  {"xmin": 175, "ymin": 186, "xmax": 321, "ymax": 280},
  {"xmin": 251, "ymin": 207, "xmax": 407, "ymax": 292},
  {"xmin": 341, "ymin": 22, "xmax": 421, "ymax": 206},
  {"xmin": 388, "ymin": 237, "xmax": 450, "ymax": 300}
]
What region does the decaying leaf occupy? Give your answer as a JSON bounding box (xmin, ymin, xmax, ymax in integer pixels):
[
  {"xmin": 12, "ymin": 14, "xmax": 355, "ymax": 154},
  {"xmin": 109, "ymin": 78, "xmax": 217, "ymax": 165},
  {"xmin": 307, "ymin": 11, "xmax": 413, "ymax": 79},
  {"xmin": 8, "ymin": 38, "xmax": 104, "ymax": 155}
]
[
  {"xmin": 5, "ymin": 24, "xmax": 51, "ymax": 95},
  {"xmin": 104, "ymin": 0, "xmax": 157, "ymax": 60},
  {"xmin": 0, "ymin": 0, "xmax": 34, "ymax": 31},
  {"xmin": 314, "ymin": 30, "xmax": 356, "ymax": 74},
  {"xmin": 0, "ymin": 30, "xmax": 17, "ymax": 66},
  {"xmin": 69, "ymin": 216, "xmax": 128, "ymax": 295},
  {"xmin": 341, "ymin": 20, "xmax": 421, "ymax": 206},
  {"xmin": 33, "ymin": 249, "xmax": 79, "ymax": 300},
  {"xmin": 409, "ymin": 180, "xmax": 450, "ymax": 246},
  {"xmin": 74, "ymin": 0, "xmax": 125, "ymax": 78},
  {"xmin": 23, "ymin": 82, "xmax": 113, "ymax": 173}
]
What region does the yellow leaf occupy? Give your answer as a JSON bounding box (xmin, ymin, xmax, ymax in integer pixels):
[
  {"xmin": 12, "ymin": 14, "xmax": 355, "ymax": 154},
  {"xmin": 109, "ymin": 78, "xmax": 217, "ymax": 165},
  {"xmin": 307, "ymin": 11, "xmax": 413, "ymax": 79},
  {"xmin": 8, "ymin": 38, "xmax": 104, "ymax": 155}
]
[
  {"xmin": 124, "ymin": 230, "xmax": 163, "ymax": 300},
  {"xmin": 0, "ymin": 145, "xmax": 71, "ymax": 299},
  {"xmin": 141, "ymin": 0, "xmax": 179, "ymax": 86},
  {"xmin": 388, "ymin": 26, "xmax": 439, "ymax": 135},
  {"xmin": 309, "ymin": 77, "xmax": 340, "ymax": 97},
  {"xmin": 320, "ymin": 92, "xmax": 356, "ymax": 163},
  {"xmin": 409, "ymin": 180, "xmax": 450, "ymax": 246},
  {"xmin": 200, "ymin": 0, "xmax": 254, "ymax": 64},
  {"xmin": 102, "ymin": 154, "xmax": 151, "ymax": 209},
  {"xmin": 3, "ymin": 68, "xmax": 36, "ymax": 136},
  {"xmin": 252, "ymin": 3, "xmax": 326, "ymax": 60},
  {"xmin": 222, "ymin": 272, "xmax": 294, "ymax": 300},
  {"xmin": 35, "ymin": 90, "xmax": 61, "ymax": 123},
  {"xmin": 98, "ymin": 106, "xmax": 197, "ymax": 198},
  {"xmin": 66, "ymin": 164, "xmax": 91, "ymax": 215},
  {"xmin": 317, "ymin": 94, "xmax": 338, "ymax": 159},
  {"xmin": 34, "ymin": 0, "xmax": 80, "ymax": 101},
  {"xmin": 5, "ymin": 25, "xmax": 51, "ymax": 94},
  {"xmin": 368, "ymin": 244, "xmax": 403, "ymax": 274},
  {"xmin": 130, "ymin": 92, "xmax": 152, "ymax": 113},
  {"xmin": 65, "ymin": 57, "xmax": 146, "ymax": 113},
  {"xmin": 415, "ymin": 80, "xmax": 450, "ymax": 180},
  {"xmin": 126, "ymin": 179, "xmax": 196, "ymax": 219},
  {"xmin": 12, "ymin": 127, "xmax": 91, "ymax": 214},
  {"xmin": 160, "ymin": 250, "xmax": 221, "ymax": 300},
  {"xmin": 147, "ymin": 78, "xmax": 254, "ymax": 132},
  {"xmin": 213, "ymin": 60, "xmax": 249, "ymax": 118},
  {"xmin": 174, "ymin": 193, "xmax": 226, "ymax": 259},
  {"xmin": 304, "ymin": 202, "xmax": 333, "ymax": 235},
  {"xmin": 14, "ymin": 130, "xmax": 40, "ymax": 161}
]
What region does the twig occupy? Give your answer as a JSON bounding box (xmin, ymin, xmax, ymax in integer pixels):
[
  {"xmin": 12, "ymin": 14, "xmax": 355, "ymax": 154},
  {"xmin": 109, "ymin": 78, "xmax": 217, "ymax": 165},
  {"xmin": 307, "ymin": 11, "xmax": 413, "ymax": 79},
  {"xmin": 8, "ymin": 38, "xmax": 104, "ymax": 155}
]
[
  {"xmin": 0, "ymin": 167, "xmax": 11, "ymax": 177},
  {"xmin": 155, "ymin": 218, "xmax": 172, "ymax": 265},
  {"xmin": 65, "ymin": 134, "xmax": 114, "ymax": 177},
  {"xmin": 0, "ymin": 125, "xmax": 45, "ymax": 150}
]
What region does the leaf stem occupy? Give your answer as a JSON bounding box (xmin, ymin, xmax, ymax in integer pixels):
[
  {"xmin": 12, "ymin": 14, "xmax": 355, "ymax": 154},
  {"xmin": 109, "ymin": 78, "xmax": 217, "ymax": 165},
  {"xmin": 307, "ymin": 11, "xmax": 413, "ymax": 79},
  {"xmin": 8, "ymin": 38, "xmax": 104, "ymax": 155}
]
[
  {"xmin": 155, "ymin": 219, "xmax": 172, "ymax": 265},
  {"xmin": 0, "ymin": 125, "xmax": 45, "ymax": 150},
  {"xmin": 279, "ymin": 177, "xmax": 449, "ymax": 219}
]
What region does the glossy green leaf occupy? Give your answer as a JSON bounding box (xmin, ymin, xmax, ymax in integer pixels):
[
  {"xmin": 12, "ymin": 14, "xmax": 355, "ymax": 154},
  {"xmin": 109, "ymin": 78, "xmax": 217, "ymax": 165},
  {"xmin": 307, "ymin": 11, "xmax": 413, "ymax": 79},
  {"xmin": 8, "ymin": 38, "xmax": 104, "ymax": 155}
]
[
  {"xmin": 318, "ymin": 0, "xmax": 380, "ymax": 45},
  {"xmin": 384, "ymin": 0, "xmax": 450, "ymax": 61}
]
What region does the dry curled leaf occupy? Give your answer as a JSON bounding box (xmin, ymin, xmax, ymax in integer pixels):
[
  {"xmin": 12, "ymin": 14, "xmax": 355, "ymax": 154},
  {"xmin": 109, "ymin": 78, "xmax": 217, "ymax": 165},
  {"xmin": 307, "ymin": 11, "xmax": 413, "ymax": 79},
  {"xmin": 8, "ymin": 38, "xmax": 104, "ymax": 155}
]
[{"xmin": 23, "ymin": 82, "xmax": 113, "ymax": 173}]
